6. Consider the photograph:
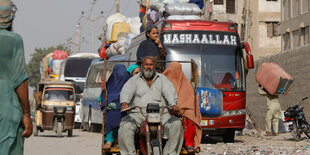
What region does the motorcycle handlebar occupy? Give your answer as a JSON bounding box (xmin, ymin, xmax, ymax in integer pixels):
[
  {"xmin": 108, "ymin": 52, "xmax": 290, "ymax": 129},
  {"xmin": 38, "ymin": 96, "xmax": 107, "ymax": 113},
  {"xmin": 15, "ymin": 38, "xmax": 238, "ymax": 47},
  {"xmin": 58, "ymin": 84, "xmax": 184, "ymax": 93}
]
[{"xmin": 302, "ymin": 97, "xmax": 308, "ymax": 101}]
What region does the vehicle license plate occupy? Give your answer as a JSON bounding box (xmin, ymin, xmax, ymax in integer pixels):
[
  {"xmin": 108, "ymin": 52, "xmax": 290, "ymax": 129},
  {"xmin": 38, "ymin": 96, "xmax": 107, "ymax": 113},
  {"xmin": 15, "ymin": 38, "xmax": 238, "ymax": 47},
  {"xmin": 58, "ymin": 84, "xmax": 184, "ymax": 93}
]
[
  {"xmin": 67, "ymin": 107, "xmax": 72, "ymax": 110},
  {"xmin": 200, "ymin": 120, "xmax": 208, "ymax": 126}
]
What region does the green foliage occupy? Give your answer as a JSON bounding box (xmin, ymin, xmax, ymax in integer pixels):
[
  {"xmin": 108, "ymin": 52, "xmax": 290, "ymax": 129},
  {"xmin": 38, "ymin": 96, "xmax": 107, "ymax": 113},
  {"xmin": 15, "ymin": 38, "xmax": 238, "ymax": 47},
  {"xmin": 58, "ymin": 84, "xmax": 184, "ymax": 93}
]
[{"xmin": 26, "ymin": 45, "xmax": 68, "ymax": 87}]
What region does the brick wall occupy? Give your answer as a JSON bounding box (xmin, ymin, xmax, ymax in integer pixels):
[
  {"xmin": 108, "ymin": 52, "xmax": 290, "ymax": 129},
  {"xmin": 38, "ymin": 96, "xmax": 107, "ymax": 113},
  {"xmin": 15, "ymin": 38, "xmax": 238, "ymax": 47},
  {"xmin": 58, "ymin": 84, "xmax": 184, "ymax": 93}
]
[{"xmin": 246, "ymin": 45, "xmax": 310, "ymax": 130}]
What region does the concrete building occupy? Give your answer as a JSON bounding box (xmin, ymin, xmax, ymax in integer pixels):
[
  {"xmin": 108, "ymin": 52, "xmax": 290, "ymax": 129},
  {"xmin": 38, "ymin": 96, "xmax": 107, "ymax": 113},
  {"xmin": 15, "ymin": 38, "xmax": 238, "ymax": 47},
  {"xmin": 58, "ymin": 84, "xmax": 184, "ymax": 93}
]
[
  {"xmin": 205, "ymin": 0, "xmax": 281, "ymax": 59},
  {"xmin": 278, "ymin": 0, "xmax": 310, "ymax": 51},
  {"xmin": 245, "ymin": 0, "xmax": 310, "ymax": 130}
]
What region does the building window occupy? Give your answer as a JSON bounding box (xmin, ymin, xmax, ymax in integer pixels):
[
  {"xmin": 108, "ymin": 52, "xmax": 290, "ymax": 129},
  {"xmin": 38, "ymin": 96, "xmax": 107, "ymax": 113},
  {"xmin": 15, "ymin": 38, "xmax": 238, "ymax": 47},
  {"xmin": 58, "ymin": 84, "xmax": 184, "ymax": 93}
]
[
  {"xmin": 266, "ymin": 22, "xmax": 279, "ymax": 38},
  {"xmin": 214, "ymin": 0, "xmax": 224, "ymax": 5},
  {"xmin": 305, "ymin": 26, "xmax": 310, "ymax": 45},
  {"xmin": 292, "ymin": 0, "xmax": 300, "ymax": 17},
  {"xmin": 302, "ymin": 0, "xmax": 309, "ymax": 14},
  {"xmin": 283, "ymin": 33, "xmax": 290, "ymax": 50},
  {"xmin": 226, "ymin": 0, "xmax": 235, "ymax": 14},
  {"xmin": 292, "ymin": 30, "xmax": 301, "ymax": 48},
  {"xmin": 283, "ymin": 0, "xmax": 291, "ymax": 20}
]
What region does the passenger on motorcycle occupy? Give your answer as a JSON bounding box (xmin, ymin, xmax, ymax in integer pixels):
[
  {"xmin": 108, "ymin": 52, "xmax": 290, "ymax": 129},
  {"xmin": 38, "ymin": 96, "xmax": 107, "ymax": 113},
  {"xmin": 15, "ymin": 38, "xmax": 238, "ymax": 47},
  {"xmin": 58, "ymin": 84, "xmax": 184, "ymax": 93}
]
[
  {"xmin": 163, "ymin": 62, "xmax": 202, "ymax": 153},
  {"xmin": 119, "ymin": 56, "xmax": 184, "ymax": 155}
]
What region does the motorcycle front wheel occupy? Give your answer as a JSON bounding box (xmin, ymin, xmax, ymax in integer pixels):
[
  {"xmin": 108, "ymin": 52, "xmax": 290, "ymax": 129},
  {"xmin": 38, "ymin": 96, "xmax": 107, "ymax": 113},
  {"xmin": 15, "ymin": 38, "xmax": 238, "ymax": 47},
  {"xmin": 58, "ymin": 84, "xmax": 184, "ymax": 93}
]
[
  {"xmin": 292, "ymin": 121, "xmax": 301, "ymax": 141},
  {"xmin": 303, "ymin": 121, "xmax": 310, "ymax": 139}
]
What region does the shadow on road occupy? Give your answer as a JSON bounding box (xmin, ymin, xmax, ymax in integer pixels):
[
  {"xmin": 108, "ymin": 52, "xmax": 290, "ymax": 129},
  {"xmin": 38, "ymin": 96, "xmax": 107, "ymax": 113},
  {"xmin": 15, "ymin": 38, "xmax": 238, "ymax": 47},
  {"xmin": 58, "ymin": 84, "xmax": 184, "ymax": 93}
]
[
  {"xmin": 201, "ymin": 136, "xmax": 244, "ymax": 144},
  {"xmin": 35, "ymin": 135, "xmax": 80, "ymax": 138}
]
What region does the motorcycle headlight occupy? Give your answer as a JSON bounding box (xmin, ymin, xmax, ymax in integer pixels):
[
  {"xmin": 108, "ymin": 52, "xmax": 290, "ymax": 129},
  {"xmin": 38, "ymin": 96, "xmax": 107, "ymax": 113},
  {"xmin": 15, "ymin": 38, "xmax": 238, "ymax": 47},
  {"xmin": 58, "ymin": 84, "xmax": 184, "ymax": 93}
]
[{"xmin": 147, "ymin": 113, "xmax": 161, "ymax": 123}]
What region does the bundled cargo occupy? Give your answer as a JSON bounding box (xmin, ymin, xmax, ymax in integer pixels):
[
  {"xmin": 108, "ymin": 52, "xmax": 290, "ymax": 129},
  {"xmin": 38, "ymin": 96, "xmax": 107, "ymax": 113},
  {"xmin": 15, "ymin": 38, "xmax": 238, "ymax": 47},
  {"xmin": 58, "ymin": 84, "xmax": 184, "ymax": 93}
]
[
  {"xmin": 52, "ymin": 49, "xmax": 68, "ymax": 60},
  {"xmin": 167, "ymin": 15, "xmax": 201, "ymax": 20},
  {"xmin": 110, "ymin": 22, "xmax": 131, "ymax": 42},
  {"xmin": 165, "ymin": 3, "xmax": 201, "ymax": 15},
  {"xmin": 103, "ymin": 13, "xmax": 128, "ymax": 41},
  {"xmin": 256, "ymin": 62, "xmax": 294, "ymax": 95}
]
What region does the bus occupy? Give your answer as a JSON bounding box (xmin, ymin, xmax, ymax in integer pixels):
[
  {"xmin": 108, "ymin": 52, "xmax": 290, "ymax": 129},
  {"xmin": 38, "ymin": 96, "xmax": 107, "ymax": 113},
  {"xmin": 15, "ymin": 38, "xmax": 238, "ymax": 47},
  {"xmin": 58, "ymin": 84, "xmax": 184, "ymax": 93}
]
[{"xmin": 126, "ymin": 19, "xmax": 254, "ymax": 142}]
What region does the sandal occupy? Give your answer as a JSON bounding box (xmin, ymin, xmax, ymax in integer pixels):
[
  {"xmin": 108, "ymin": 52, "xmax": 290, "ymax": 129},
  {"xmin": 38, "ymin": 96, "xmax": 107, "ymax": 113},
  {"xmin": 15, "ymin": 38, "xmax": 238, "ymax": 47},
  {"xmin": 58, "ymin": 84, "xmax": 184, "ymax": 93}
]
[
  {"xmin": 103, "ymin": 142, "xmax": 112, "ymax": 150},
  {"xmin": 186, "ymin": 146, "xmax": 195, "ymax": 154}
]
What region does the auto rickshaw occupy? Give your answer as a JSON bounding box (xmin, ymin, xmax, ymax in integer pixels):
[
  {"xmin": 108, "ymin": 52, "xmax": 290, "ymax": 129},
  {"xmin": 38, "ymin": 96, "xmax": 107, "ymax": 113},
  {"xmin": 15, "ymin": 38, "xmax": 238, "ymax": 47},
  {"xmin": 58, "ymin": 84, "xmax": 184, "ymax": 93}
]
[{"xmin": 33, "ymin": 80, "xmax": 76, "ymax": 137}]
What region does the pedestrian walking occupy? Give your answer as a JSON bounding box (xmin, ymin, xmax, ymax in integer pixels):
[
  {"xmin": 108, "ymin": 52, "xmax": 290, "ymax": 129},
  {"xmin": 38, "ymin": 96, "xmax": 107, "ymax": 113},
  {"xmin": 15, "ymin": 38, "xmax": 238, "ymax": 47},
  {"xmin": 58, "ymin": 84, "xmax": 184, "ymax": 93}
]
[
  {"xmin": 258, "ymin": 85, "xmax": 281, "ymax": 136},
  {"xmin": 0, "ymin": 0, "xmax": 33, "ymax": 154}
]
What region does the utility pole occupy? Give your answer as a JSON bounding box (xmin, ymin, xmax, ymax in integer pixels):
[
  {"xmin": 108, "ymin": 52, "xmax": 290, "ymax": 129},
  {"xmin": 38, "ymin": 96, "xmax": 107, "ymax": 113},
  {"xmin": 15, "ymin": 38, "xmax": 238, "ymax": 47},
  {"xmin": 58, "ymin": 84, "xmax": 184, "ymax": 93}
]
[
  {"xmin": 80, "ymin": 0, "xmax": 104, "ymax": 53},
  {"xmin": 75, "ymin": 23, "xmax": 80, "ymax": 53},
  {"xmin": 116, "ymin": 0, "xmax": 120, "ymax": 13},
  {"xmin": 244, "ymin": 0, "xmax": 250, "ymax": 42},
  {"xmin": 91, "ymin": 0, "xmax": 96, "ymax": 53}
]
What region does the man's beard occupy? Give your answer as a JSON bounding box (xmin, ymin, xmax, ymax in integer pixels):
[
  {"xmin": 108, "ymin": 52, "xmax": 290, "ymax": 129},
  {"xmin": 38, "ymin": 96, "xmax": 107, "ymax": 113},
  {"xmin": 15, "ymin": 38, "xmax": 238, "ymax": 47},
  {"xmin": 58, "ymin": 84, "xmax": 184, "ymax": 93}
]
[{"xmin": 142, "ymin": 68, "xmax": 156, "ymax": 79}]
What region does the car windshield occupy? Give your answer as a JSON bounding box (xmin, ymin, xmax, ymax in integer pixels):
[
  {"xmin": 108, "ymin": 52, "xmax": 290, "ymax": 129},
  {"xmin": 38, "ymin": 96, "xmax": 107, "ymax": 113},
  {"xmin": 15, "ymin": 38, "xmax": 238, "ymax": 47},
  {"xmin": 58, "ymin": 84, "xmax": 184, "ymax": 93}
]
[
  {"xmin": 44, "ymin": 87, "xmax": 74, "ymax": 101},
  {"xmin": 165, "ymin": 44, "xmax": 245, "ymax": 91}
]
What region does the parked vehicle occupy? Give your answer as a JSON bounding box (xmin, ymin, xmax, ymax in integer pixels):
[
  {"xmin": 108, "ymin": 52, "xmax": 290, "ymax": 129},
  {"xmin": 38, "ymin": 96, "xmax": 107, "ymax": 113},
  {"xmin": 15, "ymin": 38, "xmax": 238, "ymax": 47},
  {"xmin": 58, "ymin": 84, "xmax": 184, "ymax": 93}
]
[
  {"xmin": 81, "ymin": 54, "xmax": 127, "ymax": 131},
  {"xmin": 284, "ymin": 97, "xmax": 310, "ymax": 141},
  {"xmin": 58, "ymin": 53, "xmax": 100, "ymax": 125},
  {"xmin": 126, "ymin": 19, "xmax": 254, "ymax": 142},
  {"xmin": 33, "ymin": 81, "xmax": 76, "ymax": 137}
]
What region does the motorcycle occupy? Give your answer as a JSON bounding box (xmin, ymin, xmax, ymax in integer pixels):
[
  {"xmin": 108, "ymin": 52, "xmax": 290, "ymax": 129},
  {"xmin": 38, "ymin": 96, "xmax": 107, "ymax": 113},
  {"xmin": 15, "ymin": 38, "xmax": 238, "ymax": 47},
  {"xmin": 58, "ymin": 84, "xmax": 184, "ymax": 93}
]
[
  {"xmin": 284, "ymin": 97, "xmax": 310, "ymax": 141},
  {"xmin": 122, "ymin": 103, "xmax": 173, "ymax": 155}
]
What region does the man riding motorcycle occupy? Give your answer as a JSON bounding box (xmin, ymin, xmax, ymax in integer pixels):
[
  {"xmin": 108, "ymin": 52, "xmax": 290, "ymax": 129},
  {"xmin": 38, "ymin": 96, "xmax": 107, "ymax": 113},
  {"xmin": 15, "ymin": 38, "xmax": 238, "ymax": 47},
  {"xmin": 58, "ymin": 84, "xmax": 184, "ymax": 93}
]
[{"xmin": 119, "ymin": 56, "xmax": 184, "ymax": 155}]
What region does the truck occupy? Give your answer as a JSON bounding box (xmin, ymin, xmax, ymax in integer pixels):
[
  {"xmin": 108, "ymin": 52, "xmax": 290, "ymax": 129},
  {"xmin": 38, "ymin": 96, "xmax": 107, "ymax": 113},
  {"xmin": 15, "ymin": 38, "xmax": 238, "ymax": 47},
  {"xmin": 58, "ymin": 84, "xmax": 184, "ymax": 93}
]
[{"xmin": 126, "ymin": 19, "xmax": 254, "ymax": 142}]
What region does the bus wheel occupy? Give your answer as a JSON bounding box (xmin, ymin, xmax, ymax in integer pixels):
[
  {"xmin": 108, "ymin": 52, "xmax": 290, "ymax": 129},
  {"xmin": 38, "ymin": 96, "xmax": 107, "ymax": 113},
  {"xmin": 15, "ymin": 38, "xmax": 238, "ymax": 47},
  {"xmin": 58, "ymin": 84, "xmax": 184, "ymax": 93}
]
[{"xmin": 222, "ymin": 129, "xmax": 235, "ymax": 143}]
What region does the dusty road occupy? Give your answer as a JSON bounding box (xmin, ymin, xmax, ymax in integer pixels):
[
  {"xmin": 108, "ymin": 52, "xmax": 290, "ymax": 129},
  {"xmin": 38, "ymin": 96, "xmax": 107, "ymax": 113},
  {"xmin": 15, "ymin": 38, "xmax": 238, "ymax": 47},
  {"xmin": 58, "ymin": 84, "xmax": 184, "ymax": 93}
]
[
  {"xmin": 24, "ymin": 129, "xmax": 102, "ymax": 155},
  {"xmin": 24, "ymin": 128, "xmax": 310, "ymax": 155}
]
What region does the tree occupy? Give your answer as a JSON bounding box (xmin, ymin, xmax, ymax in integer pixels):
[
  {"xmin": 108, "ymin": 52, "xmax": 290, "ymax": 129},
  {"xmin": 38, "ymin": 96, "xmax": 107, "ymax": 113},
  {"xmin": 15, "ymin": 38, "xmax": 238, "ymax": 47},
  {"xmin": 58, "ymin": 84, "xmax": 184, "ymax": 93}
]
[{"xmin": 26, "ymin": 45, "xmax": 68, "ymax": 87}]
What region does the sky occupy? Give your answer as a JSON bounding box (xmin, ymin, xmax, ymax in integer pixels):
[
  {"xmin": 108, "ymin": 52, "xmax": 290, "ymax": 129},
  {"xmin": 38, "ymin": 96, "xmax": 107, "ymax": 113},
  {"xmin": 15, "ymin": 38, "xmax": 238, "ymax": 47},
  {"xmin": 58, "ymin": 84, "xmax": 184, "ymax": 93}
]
[{"xmin": 12, "ymin": 0, "xmax": 139, "ymax": 63}]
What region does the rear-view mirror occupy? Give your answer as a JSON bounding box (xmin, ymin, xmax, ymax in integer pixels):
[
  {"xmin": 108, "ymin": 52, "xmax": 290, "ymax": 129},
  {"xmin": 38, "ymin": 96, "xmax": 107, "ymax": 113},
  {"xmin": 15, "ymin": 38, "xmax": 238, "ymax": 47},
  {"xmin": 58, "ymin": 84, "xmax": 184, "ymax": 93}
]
[{"xmin": 242, "ymin": 42, "xmax": 254, "ymax": 69}]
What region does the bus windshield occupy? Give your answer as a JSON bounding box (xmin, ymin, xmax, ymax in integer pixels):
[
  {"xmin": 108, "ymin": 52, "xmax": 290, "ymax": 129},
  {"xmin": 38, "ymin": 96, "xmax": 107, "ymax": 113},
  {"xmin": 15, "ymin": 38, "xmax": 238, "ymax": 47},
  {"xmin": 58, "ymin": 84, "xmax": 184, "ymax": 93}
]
[
  {"xmin": 165, "ymin": 44, "xmax": 245, "ymax": 91},
  {"xmin": 44, "ymin": 88, "xmax": 74, "ymax": 101},
  {"xmin": 64, "ymin": 58, "xmax": 93, "ymax": 78}
]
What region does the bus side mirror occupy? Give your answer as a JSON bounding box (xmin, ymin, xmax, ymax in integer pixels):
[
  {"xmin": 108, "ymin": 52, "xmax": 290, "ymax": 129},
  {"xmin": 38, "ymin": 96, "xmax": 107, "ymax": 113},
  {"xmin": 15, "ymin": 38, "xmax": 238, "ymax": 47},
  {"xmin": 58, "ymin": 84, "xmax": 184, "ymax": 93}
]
[{"xmin": 242, "ymin": 42, "xmax": 254, "ymax": 69}]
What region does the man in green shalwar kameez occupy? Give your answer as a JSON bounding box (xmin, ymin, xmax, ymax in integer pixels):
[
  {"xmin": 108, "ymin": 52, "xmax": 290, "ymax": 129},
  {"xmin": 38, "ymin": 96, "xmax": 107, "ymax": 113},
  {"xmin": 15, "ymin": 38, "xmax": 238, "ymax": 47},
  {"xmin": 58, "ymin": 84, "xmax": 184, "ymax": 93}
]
[{"xmin": 0, "ymin": 0, "xmax": 33, "ymax": 154}]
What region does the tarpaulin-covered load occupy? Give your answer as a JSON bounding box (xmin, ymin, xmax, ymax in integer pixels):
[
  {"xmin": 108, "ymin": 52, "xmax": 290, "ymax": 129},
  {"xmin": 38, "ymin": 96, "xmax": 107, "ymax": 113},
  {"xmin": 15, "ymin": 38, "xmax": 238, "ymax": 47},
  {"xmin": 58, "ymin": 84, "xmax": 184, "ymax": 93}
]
[
  {"xmin": 256, "ymin": 62, "xmax": 294, "ymax": 95},
  {"xmin": 103, "ymin": 13, "xmax": 128, "ymax": 41},
  {"xmin": 110, "ymin": 22, "xmax": 131, "ymax": 42},
  {"xmin": 52, "ymin": 49, "xmax": 68, "ymax": 60},
  {"xmin": 104, "ymin": 32, "xmax": 128, "ymax": 58}
]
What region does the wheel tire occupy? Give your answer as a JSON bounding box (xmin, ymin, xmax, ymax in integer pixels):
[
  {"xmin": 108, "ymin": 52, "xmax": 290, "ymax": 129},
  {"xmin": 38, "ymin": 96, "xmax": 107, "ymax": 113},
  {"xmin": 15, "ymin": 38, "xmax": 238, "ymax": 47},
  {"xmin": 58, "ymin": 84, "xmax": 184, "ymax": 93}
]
[
  {"xmin": 87, "ymin": 109, "xmax": 92, "ymax": 132},
  {"xmin": 303, "ymin": 121, "xmax": 310, "ymax": 139},
  {"xmin": 292, "ymin": 122, "xmax": 301, "ymax": 141},
  {"xmin": 68, "ymin": 129, "xmax": 73, "ymax": 137},
  {"xmin": 57, "ymin": 122, "xmax": 63, "ymax": 138},
  {"xmin": 33, "ymin": 122, "xmax": 38, "ymax": 136},
  {"xmin": 222, "ymin": 129, "xmax": 235, "ymax": 143},
  {"xmin": 152, "ymin": 146, "xmax": 161, "ymax": 155}
]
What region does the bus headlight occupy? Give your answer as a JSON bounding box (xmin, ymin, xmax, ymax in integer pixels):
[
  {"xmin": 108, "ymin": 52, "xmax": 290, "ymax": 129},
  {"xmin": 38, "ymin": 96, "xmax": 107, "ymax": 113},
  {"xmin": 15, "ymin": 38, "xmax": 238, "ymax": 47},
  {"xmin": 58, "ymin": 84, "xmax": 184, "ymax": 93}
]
[{"xmin": 222, "ymin": 109, "xmax": 246, "ymax": 116}]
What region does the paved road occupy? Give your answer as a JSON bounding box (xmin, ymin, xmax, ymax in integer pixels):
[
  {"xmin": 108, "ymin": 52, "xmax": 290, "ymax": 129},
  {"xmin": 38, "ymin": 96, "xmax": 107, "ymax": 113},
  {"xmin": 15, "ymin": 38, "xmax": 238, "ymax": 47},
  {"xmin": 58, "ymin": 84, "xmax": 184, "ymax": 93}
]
[
  {"xmin": 24, "ymin": 129, "xmax": 102, "ymax": 155},
  {"xmin": 24, "ymin": 128, "xmax": 310, "ymax": 155}
]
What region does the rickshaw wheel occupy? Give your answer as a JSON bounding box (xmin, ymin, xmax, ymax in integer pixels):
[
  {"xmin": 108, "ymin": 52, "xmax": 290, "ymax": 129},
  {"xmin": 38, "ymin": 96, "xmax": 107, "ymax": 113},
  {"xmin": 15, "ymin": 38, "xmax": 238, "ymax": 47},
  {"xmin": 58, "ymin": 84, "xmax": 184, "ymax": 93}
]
[
  {"xmin": 57, "ymin": 122, "xmax": 63, "ymax": 137},
  {"xmin": 68, "ymin": 129, "xmax": 73, "ymax": 137},
  {"xmin": 33, "ymin": 122, "xmax": 38, "ymax": 136}
]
